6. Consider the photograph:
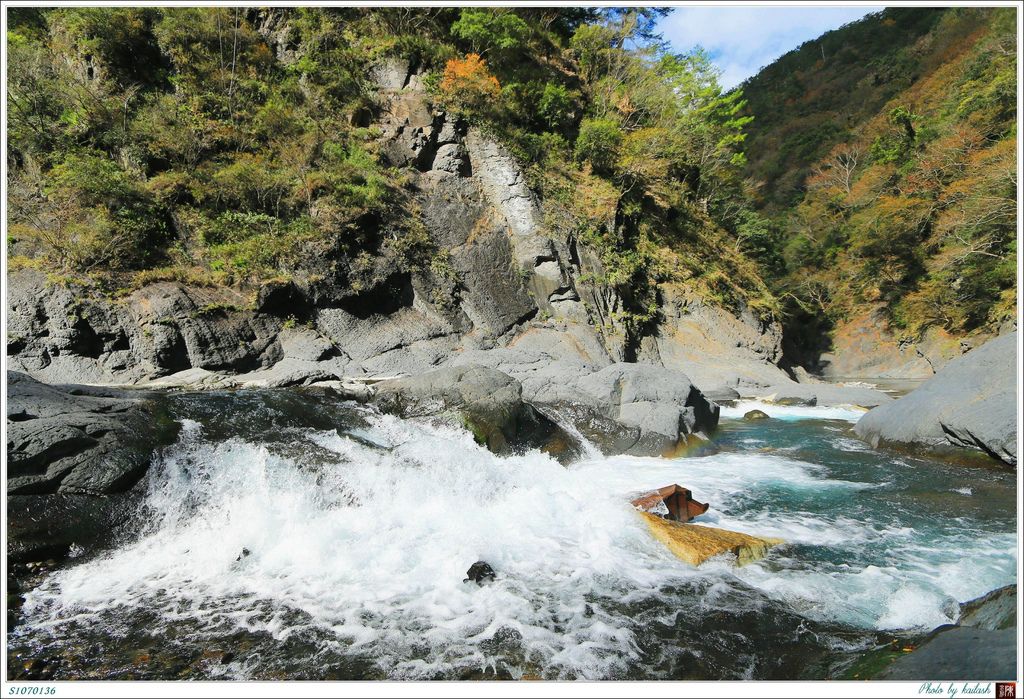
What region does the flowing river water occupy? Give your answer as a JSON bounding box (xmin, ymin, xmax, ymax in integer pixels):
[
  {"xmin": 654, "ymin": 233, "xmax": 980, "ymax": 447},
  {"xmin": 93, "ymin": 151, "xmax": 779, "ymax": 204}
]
[{"xmin": 7, "ymin": 389, "xmax": 1018, "ymax": 680}]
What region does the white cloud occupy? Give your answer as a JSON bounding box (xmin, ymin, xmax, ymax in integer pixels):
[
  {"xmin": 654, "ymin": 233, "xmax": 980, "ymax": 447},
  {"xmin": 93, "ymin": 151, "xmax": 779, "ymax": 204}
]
[{"xmin": 658, "ymin": 6, "xmax": 885, "ymax": 89}]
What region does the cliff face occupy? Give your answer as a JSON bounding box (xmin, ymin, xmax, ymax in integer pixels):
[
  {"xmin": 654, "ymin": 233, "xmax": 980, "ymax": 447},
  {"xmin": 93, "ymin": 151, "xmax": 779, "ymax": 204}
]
[{"xmin": 7, "ymin": 61, "xmax": 797, "ymax": 403}]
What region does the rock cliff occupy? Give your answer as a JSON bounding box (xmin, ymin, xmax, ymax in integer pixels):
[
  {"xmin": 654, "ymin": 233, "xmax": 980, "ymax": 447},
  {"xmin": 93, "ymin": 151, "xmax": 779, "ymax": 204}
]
[{"xmin": 6, "ymin": 57, "xmax": 893, "ymax": 447}]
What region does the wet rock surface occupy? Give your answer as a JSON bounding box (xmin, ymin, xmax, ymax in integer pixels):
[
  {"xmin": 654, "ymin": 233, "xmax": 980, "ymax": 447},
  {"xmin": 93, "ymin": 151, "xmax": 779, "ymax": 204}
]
[
  {"xmin": 876, "ymin": 626, "xmax": 1016, "ymax": 680},
  {"xmin": 855, "ymin": 332, "xmax": 1017, "ymax": 466},
  {"xmin": 372, "ymin": 365, "xmax": 579, "ymax": 458},
  {"xmin": 6, "ymin": 371, "xmax": 180, "ymax": 494}
]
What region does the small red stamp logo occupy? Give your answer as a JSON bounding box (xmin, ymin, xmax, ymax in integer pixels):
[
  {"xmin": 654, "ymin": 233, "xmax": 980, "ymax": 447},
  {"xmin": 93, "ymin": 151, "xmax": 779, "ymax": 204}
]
[{"xmin": 996, "ymin": 682, "xmax": 1016, "ymax": 699}]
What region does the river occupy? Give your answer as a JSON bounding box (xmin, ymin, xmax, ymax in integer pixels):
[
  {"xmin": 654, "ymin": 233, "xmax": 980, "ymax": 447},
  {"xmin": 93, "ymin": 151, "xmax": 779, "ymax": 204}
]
[{"xmin": 8, "ymin": 389, "xmax": 1018, "ymax": 680}]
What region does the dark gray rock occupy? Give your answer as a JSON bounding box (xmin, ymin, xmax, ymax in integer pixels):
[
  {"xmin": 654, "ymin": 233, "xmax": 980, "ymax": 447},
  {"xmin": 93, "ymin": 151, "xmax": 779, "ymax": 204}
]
[
  {"xmin": 6, "ymin": 270, "xmax": 284, "ymax": 384},
  {"xmin": 464, "ymin": 561, "xmax": 496, "ymax": 585},
  {"xmin": 855, "ymin": 333, "xmax": 1017, "ymax": 466},
  {"xmin": 371, "ymin": 365, "xmax": 578, "ymax": 459},
  {"xmin": 876, "ymin": 626, "xmax": 1016, "ymax": 680},
  {"xmin": 6, "ymin": 372, "xmax": 179, "ymax": 494},
  {"xmin": 958, "ymin": 585, "xmax": 1016, "ymax": 631},
  {"xmin": 7, "ymin": 493, "xmax": 143, "ymax": 563}
]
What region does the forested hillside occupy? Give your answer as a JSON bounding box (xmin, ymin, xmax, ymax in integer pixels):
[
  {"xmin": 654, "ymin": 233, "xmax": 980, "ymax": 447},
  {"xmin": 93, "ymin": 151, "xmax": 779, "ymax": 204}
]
[
  {"xmin": 6, "ymin": 7, "xmax": 775, "ymax": 337},
  {"xmin": 6, "ymin": 7, "xmax": 1016, "ymax": 370},
  {"xmin": 740, "ymin": 7, "xmax": 1016, "ymax": 358}
]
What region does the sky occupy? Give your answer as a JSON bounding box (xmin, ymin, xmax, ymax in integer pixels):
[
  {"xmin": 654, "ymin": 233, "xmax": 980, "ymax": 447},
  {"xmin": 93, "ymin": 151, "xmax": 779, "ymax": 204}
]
[{"xmin": 658, "ymin": 6, "xmax": 886, "ymax": 89}]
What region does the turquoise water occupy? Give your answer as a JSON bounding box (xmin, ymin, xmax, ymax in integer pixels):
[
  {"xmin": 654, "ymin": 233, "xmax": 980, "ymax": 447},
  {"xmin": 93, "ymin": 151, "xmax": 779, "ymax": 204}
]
[{"xmin": 8, "ymin": 391, "xmax": 1018, "ymax": 680}]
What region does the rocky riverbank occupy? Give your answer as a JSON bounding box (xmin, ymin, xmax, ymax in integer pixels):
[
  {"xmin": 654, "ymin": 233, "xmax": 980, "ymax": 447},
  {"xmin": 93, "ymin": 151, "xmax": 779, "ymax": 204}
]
[{"xmin": 855, "ymin": 332, "xmax": 1018, "ymax": 468}]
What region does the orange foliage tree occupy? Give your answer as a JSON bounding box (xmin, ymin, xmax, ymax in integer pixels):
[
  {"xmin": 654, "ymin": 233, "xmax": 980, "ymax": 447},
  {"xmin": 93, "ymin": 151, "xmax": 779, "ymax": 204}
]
[{"xmin": 437, "ymin": 53, "xmax": 501, "ymax": 118}]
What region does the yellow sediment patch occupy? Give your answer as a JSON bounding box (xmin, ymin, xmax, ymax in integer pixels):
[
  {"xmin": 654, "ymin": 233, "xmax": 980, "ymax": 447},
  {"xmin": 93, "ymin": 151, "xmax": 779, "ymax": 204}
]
[{"xmin": 639, "ymin": 512, "xmax": 784, "ymax": 567}]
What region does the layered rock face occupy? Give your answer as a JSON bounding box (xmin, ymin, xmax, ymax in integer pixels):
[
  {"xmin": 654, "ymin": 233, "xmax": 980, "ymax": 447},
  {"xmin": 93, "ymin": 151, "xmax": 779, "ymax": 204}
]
[
  {"xmin": 855, "ymin": 332, "xmax": 1017, "ymax": 467},
  {"xmin": 817, "ymin": 307, "xmax": 973, "ymax": 380}
]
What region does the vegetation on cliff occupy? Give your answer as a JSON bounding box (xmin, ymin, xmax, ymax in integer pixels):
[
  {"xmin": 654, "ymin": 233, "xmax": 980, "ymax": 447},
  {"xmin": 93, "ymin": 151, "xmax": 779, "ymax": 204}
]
[
  {"xmin": 6, "ymin": 7, "xmax": 1015, "ymax": 352},
  {"xmin": 739, "ymin": 7, "xmax": 1016, "ymax": 352},
  {"xmin": 6, "ymin": 7, "xmax": 773, "ymax": 330}
]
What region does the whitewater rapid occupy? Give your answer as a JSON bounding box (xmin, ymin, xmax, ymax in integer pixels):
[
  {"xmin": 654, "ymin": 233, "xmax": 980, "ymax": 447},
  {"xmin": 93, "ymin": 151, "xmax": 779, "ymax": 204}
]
[{"xmin": 15, "ymin": 399, "xmax": 1017, "ymax": 679}]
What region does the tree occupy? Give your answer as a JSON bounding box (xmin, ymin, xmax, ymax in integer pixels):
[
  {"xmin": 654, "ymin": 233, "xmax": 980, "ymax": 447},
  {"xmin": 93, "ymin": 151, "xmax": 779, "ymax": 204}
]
[
  {"xmin": 574, "ymin": 117, "xmax": 622, "ymax": 175},
  {"xmin": 808, "ymin": 142, "xmax": 863, "ymax": 195},
  {"xmin": 450, "ymin": 9, "xmax": 530, "ymax": 63},
  {"xmin": 437, "ymin": 53, "xmax": 502, "ymax": 119}
]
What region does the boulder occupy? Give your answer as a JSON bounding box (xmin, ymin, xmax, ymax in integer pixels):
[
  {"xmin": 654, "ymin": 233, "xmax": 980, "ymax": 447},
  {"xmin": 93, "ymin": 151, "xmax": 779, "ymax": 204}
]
[
  {"xmin": 876, "ymin": 626, "xmax": 1016, "ymax": 680},
  {"xmin": 957, "ymin": 584, "xmax": 1016, "ymax": 631},
  {"xmin": 855, "ymin": 333, "xmax": 1017, "ymax": 466},
  {"xmin": 639, "ymin": 512, "xmax": 784, "ymax": 566},
  {"xmin": 7, "ymin": 493, "xmax": 143, "ymax": 563},
  {"xmin": 464, "ymin": 561, "xmax": 496, "ymax": 585},
  {"xmin": 570, "ymin": 363, "xmax": 719, "ymax": 456},
  {"xmin": 748, "ymin": 381, "xmax": 892, "ymax": 409},
  {"xmin": 6, "ymin": 372, "xmax": 180, "ymax": 494},
  {"xmin": 371, "ymin": 365, "xmax": 577, "ymax": 458},
  {"xmin": 743, "ymin": 410, "xmax": 770, "ymax": 420}
]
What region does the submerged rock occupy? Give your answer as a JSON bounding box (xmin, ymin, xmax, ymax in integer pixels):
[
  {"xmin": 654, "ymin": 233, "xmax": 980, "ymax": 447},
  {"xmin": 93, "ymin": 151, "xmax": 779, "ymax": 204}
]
[
  {"xmin": 855, "ymin": 332, "xmax": 1017, "ymax": 466},
  {"xmin": 464, "ymin": 561, "xmax": 496, "ymax": 584},
  {"xmin": 743, "ymin": 410, "xmax": 770, "ymax": 420},
  {"xmin": 639, "ymin": 512, "xmax": 784, "ymax": 567}
]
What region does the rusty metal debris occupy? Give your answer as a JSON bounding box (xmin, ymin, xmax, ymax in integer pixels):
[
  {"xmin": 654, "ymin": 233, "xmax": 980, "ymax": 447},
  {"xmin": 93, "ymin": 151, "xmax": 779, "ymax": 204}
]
[{"xmin": 631, "ymin": 484, "xmax": 709, "ymax": 523}]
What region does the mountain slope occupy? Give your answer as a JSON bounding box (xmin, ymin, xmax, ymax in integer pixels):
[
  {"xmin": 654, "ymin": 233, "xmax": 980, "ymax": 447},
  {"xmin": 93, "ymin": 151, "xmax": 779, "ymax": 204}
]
[{"xmin": 740, "ymin": 7, "xmax": 1017, "ymax": 374}]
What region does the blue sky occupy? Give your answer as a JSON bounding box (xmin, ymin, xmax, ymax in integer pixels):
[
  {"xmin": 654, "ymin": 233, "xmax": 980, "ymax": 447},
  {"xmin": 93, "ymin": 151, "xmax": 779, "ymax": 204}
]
[{"xmin": 658, "ymin": 6, "xmax": 886, "ymax": 89}]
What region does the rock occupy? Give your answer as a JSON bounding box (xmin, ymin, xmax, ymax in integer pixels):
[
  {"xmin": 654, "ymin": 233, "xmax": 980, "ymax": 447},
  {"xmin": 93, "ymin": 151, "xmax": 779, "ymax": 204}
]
[
  {"xmin": 446, "ymin": 348, "xmax": 720, "ymax": 457},
  {"xmin": 855, "ymin": 333, "xmax": 1017, "ymax": 466},
  {"xmin": 958, "ymin": 585, "xmax": 1016, "ymax": 631},
  {"xmin": 464, "ymin": 561, "xmax": 496, "ymax": 585},
  {"xmin": 7, "ymin": 492, "xmax": 144, "ymax": 562},
  {"xmin": 743, "ymin": 410, "xmax": 771, "ymax": 420},
  {"xmin": 819, "ymin": 307, "xmax": 966, "ymax": 380},
  {"xmin": 639, "ymin": 512, "xmax": 783, "ymax": 566},
  {"xmin": 370, "ymin": 56, "xmax": 412, "ymax": 90},
  {"xmin": 876, "ymin": 626, "xmax": 1016, "ymax": 680},
  {"xmin": 431, "ymin": 142, "xmax": 467, "ymax": 174},
  {"xmin": 639, "ymin": 283, "xmax": 790, "ymax": 396},
  {"xmin": 6, "ymin": 270, "xmax": 283, "ymax": 384},
  {"xmin": 570, "ymin": 363, "xmax": 719, "ymax": 456},
  {"xmin": 371, "ymin": 365, "xmax": 578, "ymax": 458},
  {"xmin": 772, "ymin": 395, "xmax": 817, "ymax": 407},
  {"xmin": 6, "ymin": 371, "xmax": 180, "ymax": 494},
  {"xmin": 747, "ymin": 381, "xmax": 892, "ymax": 409},
  {"xmin": 417, "ymin": 171, "xmax": 537, "ymax": 336}
]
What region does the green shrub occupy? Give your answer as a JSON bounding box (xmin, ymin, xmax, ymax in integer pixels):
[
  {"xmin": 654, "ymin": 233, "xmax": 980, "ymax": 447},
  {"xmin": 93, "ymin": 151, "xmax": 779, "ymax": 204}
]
[{"xmin": 574, "ymin": 117, "xmax": 622, "ymax": 175}]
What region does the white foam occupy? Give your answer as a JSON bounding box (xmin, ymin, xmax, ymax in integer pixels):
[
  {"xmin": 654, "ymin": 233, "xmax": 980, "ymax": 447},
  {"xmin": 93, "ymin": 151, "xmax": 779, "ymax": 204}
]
[{"xmin": 720, "ymin": 400, "xmax": 869, "ymax": 423}]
